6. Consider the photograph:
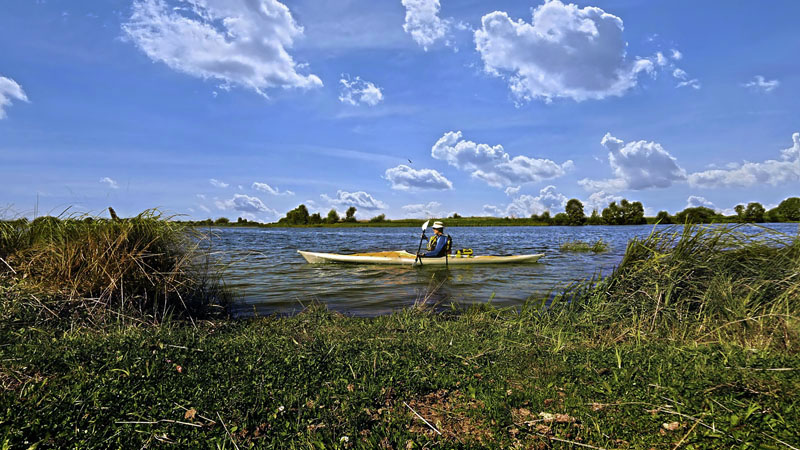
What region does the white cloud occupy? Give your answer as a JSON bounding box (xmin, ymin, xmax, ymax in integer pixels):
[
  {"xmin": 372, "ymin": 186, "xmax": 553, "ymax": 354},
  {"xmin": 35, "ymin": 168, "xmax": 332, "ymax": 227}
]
[
  {"xmin": 401, "ymin": 201, "xmax": 444, "ymax": 218},
  {"xmin": 215, "ymin": 193, "xmax": 275, "ymax": 214},
  {"xmin": 584, "ymin": 191, "xmax": 622, "ymax": 212},
  {"xmin": 321, "ymin": 190, "xmax": 387, "ymax": 211},
  {"xmin": 486, "ymin": 185, "xmax": 568, "ymax": 218},
  {"xmin": 672, "ymin": 67, "xmax": 700, "ymax": 89},
  {"xmin": 401, "ymin": 0, "xmax": 451, "ymax": 50},
  {"xmin": 474, "ymin": 0, "xmax": 657, "ymax": 103},
  {"xmin": 743, "ymin": 75, "xmax": 779, "ymax": 93},
  {"xmin": 670, "ymin": 49, "xmax": 683, "ymax": 60},
  {"xmin": 579, "ymin": 133, "xmax": 686, "ymax": 193},
  {"xmin": 504, "ymin": 186, "xmax": 520, "ymax": 196},
  {"xmin": 0, "ymin": 76, "xmax": 28, "ymax": 119},
  {"xmin": 431, "ymin": 131, "xmax": 573, "ymax": 187},
  {"xmin": 209, "ymin": 178, "xmax": 229, "ymax": 188},
  {"xmin": 339, "ymin": 75, "xmax": 384, "ymax": 106},
  {"xmin": 197, "ymin": 204, "xmax": 211, "ymax": 213},
  {"xmin": 688, "ymin": 132, "xmax": 800, "ymax": 188},
  {"xmin": 384, "ymin": 165, "xmax": 452, "ymax": 191},
  {"xmin": 99, "ymin": 177, "xmax": 119, "ymax": 189},
  {"xmin": 122, "ymin": 0, "xmax": 322, "ymax": 97},
  {"xmin": 252, "ymin": 182, "xmax": 294, "ymax": 196},
  {"xmin": 686, "ymin": 195, "xmax": 716, "ymax": 209}
]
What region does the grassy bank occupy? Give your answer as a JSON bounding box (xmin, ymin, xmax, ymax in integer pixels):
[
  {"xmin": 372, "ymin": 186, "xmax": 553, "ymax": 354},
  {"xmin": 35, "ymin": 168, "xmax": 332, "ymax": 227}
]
[{"xmin": 1, "ymin": 222, "xmax": 799, "ymax": 448}]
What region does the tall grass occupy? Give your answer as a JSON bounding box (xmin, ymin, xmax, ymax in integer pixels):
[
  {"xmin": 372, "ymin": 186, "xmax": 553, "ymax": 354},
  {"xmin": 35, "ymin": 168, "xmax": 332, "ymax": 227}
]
[
  {"xmin": 0, "ymin": 210, "xmax": 229, "ymax": 323},
  {"xmin": 535, "ymin": 224, "xmax": 799, "ymax": 349},
  {"xmin": 559, "ymin": 239, "xmax": 609, "ymax": 253}
]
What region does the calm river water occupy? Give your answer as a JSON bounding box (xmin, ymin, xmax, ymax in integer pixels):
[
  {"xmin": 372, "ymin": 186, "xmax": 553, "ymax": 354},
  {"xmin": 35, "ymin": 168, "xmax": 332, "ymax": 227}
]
[{"xmin": 210, "ymin": 224, "xmax": 798, "ymax": 317}]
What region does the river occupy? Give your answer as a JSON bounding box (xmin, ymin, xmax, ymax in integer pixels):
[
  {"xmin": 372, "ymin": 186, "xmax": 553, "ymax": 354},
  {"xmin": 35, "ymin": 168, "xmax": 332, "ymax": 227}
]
[{"xmin": 208, "ymin": 223, "xmax": 799, "ymax": 317}]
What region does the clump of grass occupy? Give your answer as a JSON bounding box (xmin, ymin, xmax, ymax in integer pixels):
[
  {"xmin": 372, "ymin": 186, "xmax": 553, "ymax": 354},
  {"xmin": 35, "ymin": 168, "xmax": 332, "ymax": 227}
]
[
  {"xmin": 0, "ymin": 210, "xmax": 229, "ymax": 323},
  {"xmin": 547, "ymin": 224, "xmax": 800, "ymax": 348},
  {"xmin": 559, "ymin": 239, "xmax": 609, "ymax": 253}
]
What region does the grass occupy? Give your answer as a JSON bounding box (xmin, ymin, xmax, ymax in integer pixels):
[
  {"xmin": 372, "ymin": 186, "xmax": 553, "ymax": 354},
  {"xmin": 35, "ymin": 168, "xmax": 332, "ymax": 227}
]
[
  {"xmin": 1, "ymin": 223, "xmax": 799, "ymax": 448},
  {"xmin": 0, "ymin": 210, "xmax": 229, "ymax": 324},
  {"xmin": 560, "ymin": 239, "xmax": 610, "ymax": 253}
]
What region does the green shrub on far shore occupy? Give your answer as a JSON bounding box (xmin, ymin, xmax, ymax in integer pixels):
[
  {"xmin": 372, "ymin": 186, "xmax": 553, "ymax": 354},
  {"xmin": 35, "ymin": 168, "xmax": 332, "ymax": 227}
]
[
  {"xmin": 560, "ymin": 239, "xmax": 609, "ymax": 253},
  {"xmin": 0, "ymin": 210, "xmax": 229, "ymax": 323}
]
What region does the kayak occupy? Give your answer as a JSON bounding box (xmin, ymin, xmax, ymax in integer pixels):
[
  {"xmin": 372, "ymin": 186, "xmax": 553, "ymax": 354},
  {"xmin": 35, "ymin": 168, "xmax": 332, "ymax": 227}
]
[{"xmin": 297, "ymin": 250, "xmax": 544, "ymax": 266}]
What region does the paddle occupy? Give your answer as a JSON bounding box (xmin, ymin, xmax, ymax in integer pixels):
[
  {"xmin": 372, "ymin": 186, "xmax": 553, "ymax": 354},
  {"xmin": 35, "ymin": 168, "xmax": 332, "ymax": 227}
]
[{"xmin": 414, "ymin": 220, "xmax": 430, "ymax": 266}]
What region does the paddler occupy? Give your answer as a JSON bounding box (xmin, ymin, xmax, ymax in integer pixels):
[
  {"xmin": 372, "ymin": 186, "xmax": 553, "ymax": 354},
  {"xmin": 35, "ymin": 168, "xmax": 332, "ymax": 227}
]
[{"xmin": 418, "ymin": 221, "xmax": 452, "ymax": 258}]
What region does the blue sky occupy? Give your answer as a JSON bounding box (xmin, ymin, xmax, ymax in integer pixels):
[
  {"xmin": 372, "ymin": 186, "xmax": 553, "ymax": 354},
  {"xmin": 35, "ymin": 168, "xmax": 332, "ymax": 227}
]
[{"xmin": 1, "ymin": 0, "xmax": 798, "ymax": 221}]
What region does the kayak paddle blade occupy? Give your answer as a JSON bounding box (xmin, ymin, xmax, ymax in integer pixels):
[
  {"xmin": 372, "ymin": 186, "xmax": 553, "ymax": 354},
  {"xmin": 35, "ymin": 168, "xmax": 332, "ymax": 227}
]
[{"xmin": 421, "ymin": 220, "xmax": 429, "ymax": 232}]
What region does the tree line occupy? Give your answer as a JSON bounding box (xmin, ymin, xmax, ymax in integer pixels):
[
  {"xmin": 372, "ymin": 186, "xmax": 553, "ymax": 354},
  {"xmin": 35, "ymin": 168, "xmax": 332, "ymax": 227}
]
[{"xmin": 183, "ymin": 196, "xmax": 800, "ymax": 227}]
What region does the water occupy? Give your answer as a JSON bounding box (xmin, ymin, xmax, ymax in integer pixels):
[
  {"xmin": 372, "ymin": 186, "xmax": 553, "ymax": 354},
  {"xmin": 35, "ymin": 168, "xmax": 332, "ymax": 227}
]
[{"xmin": 210, "ymin": 224, "xmax": 799, "ymax": 317}]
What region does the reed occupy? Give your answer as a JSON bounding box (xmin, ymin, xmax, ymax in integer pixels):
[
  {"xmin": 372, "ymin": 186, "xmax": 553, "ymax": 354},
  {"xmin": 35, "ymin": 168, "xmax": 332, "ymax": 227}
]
[
  {"xmin": 559, "ymin": 239, "xmax": 609, "ymax": 253},
  {"xmin": 0, "ymin": 210, "xmax": 229, "ymax": 323}
]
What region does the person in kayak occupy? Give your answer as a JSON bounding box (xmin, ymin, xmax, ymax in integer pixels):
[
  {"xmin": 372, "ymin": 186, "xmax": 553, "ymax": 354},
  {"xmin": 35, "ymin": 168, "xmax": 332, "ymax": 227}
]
[{"xmin": 419, "ymin": 221, "xmax": 452, "ymax": 258}]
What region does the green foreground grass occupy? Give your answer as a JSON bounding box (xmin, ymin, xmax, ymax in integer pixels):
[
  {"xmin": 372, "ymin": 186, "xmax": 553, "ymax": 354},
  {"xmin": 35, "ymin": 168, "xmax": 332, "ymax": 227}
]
[{"xmin": 1, "ymin": 217, "xmax": 799, "ymax": 448}]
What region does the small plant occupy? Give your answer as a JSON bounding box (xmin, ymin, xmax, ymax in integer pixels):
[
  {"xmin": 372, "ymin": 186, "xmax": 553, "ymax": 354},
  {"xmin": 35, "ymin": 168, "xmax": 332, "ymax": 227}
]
[{"xmin": 560, "ymin": 239, "xmax": 610, "ymax": 253}]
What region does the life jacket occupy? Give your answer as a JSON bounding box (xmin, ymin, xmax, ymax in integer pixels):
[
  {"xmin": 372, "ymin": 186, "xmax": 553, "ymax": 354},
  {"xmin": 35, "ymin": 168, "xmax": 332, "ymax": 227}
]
[
  {"xmin": 427, "ymin": 234, "xmax": 453, "ymax": 255},
  {"xmin": 455, "ymin": 248, "xmax": 474, "ymax": 258}
]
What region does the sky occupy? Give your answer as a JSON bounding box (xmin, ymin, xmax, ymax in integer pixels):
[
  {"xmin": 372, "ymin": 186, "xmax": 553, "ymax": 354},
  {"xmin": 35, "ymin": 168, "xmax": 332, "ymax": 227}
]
[{"xmin": 1, "ymin": 0, "xmax": 799, "ymax": 222}]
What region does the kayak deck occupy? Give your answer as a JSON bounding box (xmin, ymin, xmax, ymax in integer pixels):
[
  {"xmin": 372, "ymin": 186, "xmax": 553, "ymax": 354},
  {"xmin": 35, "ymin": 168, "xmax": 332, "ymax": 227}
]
[{"xmin": 298, "ymin": 250, "xmax": 543, "ymax": 265}]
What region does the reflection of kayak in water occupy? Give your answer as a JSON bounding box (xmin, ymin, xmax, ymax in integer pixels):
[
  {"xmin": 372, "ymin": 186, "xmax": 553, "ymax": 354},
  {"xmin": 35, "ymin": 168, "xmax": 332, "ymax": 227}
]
[{"xmin": 298, "ymin": 250, "xmax": 544, "ymax": 266}]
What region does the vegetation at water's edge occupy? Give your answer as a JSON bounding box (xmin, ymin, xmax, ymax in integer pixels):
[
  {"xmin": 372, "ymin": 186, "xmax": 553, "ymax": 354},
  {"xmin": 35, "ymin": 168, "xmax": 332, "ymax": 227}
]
[
  {"xmin": 178, "ymin": 195, "xmax": 800, "ymax": 228},
  {"xmin": 560, "ymin": 239, "xmax": 610, "ymax": 253},
  {"xmin": 0, "ymin": 210, "xmax": 229, "ymax": 324},
  {"xmin": 2, "ymin": 219, "xmax": 799, "ymax": 448}
]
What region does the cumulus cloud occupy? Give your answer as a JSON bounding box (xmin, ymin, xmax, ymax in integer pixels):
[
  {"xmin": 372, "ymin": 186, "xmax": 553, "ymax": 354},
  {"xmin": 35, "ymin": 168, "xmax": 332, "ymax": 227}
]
[
  {"xmin": 579, "ymin": 133, "xmax": 686, "ymax": 193},
  {"xmin": 0, "ymin": 76, "xmax": 28, "ymax": 119},
  {"xmin": 743, "ymin": 75, "xmax": 779, "ymax": 93},
  {"xmin": 215, "ymin": 193, "xmax": 275, "ymax": 214},
  {"xmin": 384, "ymin": 165, "xmax": 452, "ymax": 191},
  {"xmin": 504, "ymin": 186, "xmax": 521, "ymax": 196},
  {"xmin": 401, "ymin": 0, "xmax": 452, "ymax": 50},
  {"xmin": 252, "ymin": 182, "xmax": 294, "ymax": 195},
  {"xmin": 122, "ymin": 0, "xmax": 322, "ymax": 97},
  {"xmin": 401, "ymin": 201, "xmax": 445, "ymax": 218},
  {"xmin": 431, "ymin": 131, "xmax": 573, "ymax": 187},
  {"xmin": 688, "ymin": 132, "xmax": 800, "ymax": 188},
  {"xmin": 584, "ymin": 191, "xmax": 622, "ymax": 212},
  {"xmin": 339, "ymin": 75, "xmax": 384, "ymax": 106},
  {"xmin": 473, "ymin": 0, "xmax": 660, "ymax": 103},
  {"xmin": 670, "ymin": 49, "xmax": 683, "ymax": 60},
  {"xmin": 485, "ymin": 185, "xmax": 568, "ymax": 218},
  {"xmin": 321, "ymin": 190, "xmax": 387, "ymax": 211},
  {"xmin": 209, "ymin": 178, "xmax": 229, "ymax": 188},
  {"xmin": 686, "ymin": 195, "xmax": 716, "ymax": 209},
  {"xmin": 99, "ymin": 177, "xmax": 119, "ymax": 189}
]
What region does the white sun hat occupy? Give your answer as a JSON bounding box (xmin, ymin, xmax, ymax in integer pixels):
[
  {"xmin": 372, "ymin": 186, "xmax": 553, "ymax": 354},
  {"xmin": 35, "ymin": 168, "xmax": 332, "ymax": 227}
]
[{"xmin": 432, "ymin": 221, "xmax": 444, "ymax": 229}]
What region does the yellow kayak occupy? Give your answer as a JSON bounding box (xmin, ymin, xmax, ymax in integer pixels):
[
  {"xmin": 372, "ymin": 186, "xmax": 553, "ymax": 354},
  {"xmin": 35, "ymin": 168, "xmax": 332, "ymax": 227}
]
[{"xmin": 298, "ymin": 250, "xmax": 544, "ymax": 266}]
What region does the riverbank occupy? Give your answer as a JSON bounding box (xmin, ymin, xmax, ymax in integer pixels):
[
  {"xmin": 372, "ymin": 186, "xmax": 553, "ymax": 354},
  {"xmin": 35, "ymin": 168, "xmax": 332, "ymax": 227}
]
[{"xmin": 1, "ymin": 218, "xmax": 799, "ymax": 448}]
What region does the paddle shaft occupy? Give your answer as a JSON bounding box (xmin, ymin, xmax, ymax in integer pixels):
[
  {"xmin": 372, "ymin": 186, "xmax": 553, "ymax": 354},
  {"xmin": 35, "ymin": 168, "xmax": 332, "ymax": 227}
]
[{"xmin": 414, "ymin": 232, "xmax": 426, "ymax": 266}]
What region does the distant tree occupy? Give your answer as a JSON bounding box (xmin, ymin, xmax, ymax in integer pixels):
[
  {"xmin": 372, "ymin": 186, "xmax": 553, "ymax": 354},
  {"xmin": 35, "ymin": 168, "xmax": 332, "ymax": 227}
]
[
  {"xmin": 776, "ymin": 197, "xmax": 800, "ymax": 222},
  {"xmin": 326, "ymin": 209, "xmax": 340, "ymax": 224},
  {"xmin": 765, "ymin": 208, "xmax": 781, "ymax": 223},
  {"xmin": 237, "ymin": 217, "xmax": 248, "ymax": 224},
  {"xmin": 279, "ymin": 204, "xmax": 311, "ymax": 225},
  {"xmin": 602, "ymin": 202, "xmax": 623, "ymax": 225},
  {"xmin": 586, "ymin": 209, "xmax": 604, "ymax": 225},
  {"xmin": 450, "ymin": 213, "xmax": 461, "ymax": 219},
  {"xmin": 552, "ymin": 212, "xmax": 570, "ymax": 226},
  {"xmin": 655, "ymin": 210, "xmax": 673, "ymax": 224},
  {"xmin": 674, "ymin": 206, "xmax": 719, "ymax": 224},
  {"xmin": 369, "ymin": 214, "xmax": 386, "ymax": 223},
  {"xmin": 734, "ymin": 204, "xmax": 745, "ymax": 221},
  {"xmin": 308, "ymin": 213, "xmax": 323, "ymax": 225},
  {"xmin": 539, "ymin": 211, "xmax": 552, "ymax": 224},
  {"xmin": 344, "ymin": 206, "xmax": 357, "ymax": 222},
  {"xmin": 214, "ymin": 217, "xmax": 230, "ymax": 225},
  {"xmin": 565, "ymin": 199, "xmax": 586, "ymax": 226},
  {"xmin": 743, "ymin": 202, "xmax": 765, "ymax": 223}
]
